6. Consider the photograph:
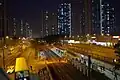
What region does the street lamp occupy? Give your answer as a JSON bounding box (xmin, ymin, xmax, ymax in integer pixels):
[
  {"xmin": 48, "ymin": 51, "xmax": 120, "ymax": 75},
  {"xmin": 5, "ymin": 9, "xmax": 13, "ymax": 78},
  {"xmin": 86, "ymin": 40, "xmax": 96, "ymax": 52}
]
[
  {"xmin": 6, "ymin": 36, "xmax": 9, "ymax": 39},
  {"xmin": 64, "ymin": 35, "xmax": 67, "ymax": 38},
  {"xmin": 0, "ymin": 3, "xmax": 2, "ymax": 5},
  {"xmin": 107, "ymin": 34, "xmax": 110, "ymax": 36},
  {"xmin": 72, "ymin": 36, "xmax": 74, "ymax": 38},
  {"xmin": 69, "ymin": 35, "xmax": 71, "ymax": 38},
  {"xmin": 86, "ymin": 34, "xmax": 90, "ymax": 37},
  {"xmin": 10, "ymin": 38, "xmax": 12, "ymax": 40},
  {"xmin": 2, "ymin": 0, "xmax": 7, "ymax": 69},
  {"xmin": 101, "ymin": 33, "xmax": 104, "ymax": 36}
]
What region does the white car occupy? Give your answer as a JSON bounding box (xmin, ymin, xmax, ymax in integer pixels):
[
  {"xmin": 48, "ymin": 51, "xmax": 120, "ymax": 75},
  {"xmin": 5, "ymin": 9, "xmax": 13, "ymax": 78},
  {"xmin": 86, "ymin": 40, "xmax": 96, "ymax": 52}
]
[{"xmin": 7, "ymin": 66, "xmax": 14, "ymax": 74}]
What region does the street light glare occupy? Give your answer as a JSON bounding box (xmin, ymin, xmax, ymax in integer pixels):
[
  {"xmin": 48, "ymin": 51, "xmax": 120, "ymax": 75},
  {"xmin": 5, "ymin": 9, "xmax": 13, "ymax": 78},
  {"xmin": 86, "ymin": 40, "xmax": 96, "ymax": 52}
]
[
  {"xmin": 0, "ymin": 3, "xmax": 2, "ymax": 5},
  {"xmin": 6, "ymin": 36, "xmax": 9, "ymax": 39}
]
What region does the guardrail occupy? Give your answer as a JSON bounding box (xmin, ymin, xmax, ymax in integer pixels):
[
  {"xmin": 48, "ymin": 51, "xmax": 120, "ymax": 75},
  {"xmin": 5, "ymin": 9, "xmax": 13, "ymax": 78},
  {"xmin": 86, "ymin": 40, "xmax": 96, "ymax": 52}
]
[
  {"xmin": 69, "ymin": 58, "xmax": 120, "ymax": 80},
  {"xmin": 68, "ymin": 53, "xmax": 120, "ymax": 80},
  {"xmin": 68, "ymin": 59, "xmax": 110, "ymax": 80}
]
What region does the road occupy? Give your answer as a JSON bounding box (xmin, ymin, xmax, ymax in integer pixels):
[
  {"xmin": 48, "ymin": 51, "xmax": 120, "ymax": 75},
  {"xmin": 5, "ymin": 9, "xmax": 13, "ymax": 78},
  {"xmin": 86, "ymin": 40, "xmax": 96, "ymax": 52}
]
[{"xmin": 44, "ymin": 49, "xmax": 87, "ymax": 80}]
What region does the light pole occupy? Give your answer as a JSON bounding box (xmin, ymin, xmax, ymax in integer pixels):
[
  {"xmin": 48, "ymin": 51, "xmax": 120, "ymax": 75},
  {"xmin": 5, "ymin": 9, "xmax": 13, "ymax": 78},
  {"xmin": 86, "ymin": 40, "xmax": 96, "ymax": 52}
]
[
  {"xmin": 2, "ymin": 0, "xmax": 7, "ymax": 69},
  {"xmin": 88, "ymin": 55, "xmax": 91, "ymax": 80}
]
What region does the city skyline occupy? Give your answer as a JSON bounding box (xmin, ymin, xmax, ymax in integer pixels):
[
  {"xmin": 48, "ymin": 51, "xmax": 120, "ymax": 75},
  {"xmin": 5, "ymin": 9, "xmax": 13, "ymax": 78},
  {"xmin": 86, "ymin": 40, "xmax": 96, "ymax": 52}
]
[{"xmin": 7, "ymin": 0, "xmax": 120, "ymax": 38}]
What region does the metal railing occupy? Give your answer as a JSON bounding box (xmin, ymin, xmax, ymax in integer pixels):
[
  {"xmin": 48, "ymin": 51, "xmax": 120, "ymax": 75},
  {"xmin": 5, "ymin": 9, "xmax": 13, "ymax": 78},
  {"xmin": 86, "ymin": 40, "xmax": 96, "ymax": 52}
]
[{"xmin": 69, "ymin": 56, "xmax": 120, "ymax": 80}]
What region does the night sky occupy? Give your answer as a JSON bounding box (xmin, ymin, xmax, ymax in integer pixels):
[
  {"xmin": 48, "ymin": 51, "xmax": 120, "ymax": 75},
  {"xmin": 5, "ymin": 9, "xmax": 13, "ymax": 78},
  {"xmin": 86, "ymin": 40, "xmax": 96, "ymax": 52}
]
[{"xmin": 7, "ymin": 0, "xmax": 120, "ymax": 37}]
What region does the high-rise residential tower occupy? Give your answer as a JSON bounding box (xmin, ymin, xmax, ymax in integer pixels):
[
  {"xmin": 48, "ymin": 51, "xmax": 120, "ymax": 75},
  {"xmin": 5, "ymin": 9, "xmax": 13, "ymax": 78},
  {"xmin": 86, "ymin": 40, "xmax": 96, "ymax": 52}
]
[
  {"xmin": 58, "ymin": 3, "xmax": 72, "ymax": 36},
  {"xmin": 41, "ymin": 11, "xmax": 57, "ymax": 37},
  {"xmin": 92, "ymin": 0, "xmax": 116, "ymax": 35}
]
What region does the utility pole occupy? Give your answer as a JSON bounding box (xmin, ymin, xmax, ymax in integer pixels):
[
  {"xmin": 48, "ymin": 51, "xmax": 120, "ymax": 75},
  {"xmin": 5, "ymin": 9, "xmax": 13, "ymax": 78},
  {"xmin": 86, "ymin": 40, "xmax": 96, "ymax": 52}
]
[
  {"xmin": 2, "ymin": 0, "xmax": 6, "ymax": 69},
  {"xmin": 88, "ymin": 55, "xmax": 91, "ymax": 80}
]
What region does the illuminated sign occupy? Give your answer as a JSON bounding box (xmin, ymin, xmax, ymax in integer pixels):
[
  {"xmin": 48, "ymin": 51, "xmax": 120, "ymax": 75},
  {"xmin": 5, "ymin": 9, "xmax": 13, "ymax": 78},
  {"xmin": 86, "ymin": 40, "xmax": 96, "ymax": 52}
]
[
  {"xmin": 112, "ymin": 36, "xmax": 119, "ymax": 39},
  {"xmin": 91, "ymin": 37, "xmax": 96, "ymax": 39}
]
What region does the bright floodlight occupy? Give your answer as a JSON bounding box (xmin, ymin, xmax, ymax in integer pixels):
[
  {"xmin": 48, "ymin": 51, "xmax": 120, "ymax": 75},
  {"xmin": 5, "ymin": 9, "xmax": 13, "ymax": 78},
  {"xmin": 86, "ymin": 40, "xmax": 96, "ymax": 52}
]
[
  {"xmin": 93, "ymin": 34, "xmax": 96, "ymax": 36},
  {"xmin": 101, "ymin": 33, "xmax": 104, "ymax": 36},
  {"xmin": 0, "ymin": 3, "xmax": 2, "ymax": 5},
  {"xmin": 6, "ymin": 36, "xmax": 9, "ymax": 39},
  {"xmin": 114, "ymin": 59, "xmax": 117, "ymax": 62},
  {"xmin": 22, "ymin": 37, "xmax": 26, "ymax": 40},
  {"xmin": 77, "ymin": 35, "xmax": 80, "ymax": 38},
  {"xmin": 81, "ymin": 54, "xmax": 84, "ymax": 58},
  {"xmin": 10, "ymin": 38, "xmax": 13, "ymax": 40},
  {"xmin": 65, "ymin": 36, "xmax": 67, "ymax": 38}
]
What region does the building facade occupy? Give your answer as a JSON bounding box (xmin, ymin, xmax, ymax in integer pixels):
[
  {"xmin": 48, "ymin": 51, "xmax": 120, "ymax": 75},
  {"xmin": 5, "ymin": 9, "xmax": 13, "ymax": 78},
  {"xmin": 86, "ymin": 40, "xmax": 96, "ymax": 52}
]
[
  {"xmin": 0, "ymin": 0, "xmax": 9, "ymax": 38},
  {"xmin": 58, "ymin": 3, "xmax": 72, "ymax": 36},
  {"xmin": 41, "ymin": 11, "xmax": 57, "ymax": 37},
  {"xmin": 101, "ymin": 2, "xmax": 115, "ymax": 35},
  {"xmin": 92, "ymin": 0, "xmax": 116, "ymax": 36},
  {"xmin": 71, "ymin": 1, "xmax": 83, "ymax": 37},
  {"xmin": 0, "ymin": 2, "xmax": 4, "ymax": 38}
]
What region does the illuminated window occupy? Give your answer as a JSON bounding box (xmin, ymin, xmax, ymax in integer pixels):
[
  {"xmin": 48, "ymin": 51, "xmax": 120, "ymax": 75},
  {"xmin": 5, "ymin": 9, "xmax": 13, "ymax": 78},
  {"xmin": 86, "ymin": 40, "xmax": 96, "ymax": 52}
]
[
  {"xmin": 107, "ymin": 11, "xmax": 109, "ymax": 13},
  {"xmin": 0, "ymin": 3, "xmax": 2, "ymax": 5},
  {"xmin": 46, "ymin": 11, "xmax": 48, "ymax": 14},
  {"xmin": 92, "ymin": 0, "xmax": 94, "ymax": 3},
  {"xmin": 61, "ymin": 11, "xmax": 63, "ymax": 15},
  {"xmin": 112, "ymin": 8, "xmax": 114, "ymax": 10},
  {"xmin": 107, "ymin": 17, "xmax": 109, "ymax": 20},
  {"xmin": 52, "ymin": 13, "xmax": 54, "ymax": 15}
]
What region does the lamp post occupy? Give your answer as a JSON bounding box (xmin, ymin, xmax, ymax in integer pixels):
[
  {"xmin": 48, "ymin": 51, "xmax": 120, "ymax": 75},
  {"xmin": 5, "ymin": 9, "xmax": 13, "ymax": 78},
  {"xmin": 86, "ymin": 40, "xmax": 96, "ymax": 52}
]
[
  {"xmin": 88, "ymin": 55, "xmax": 91, "ymax": 80},
  {"xmin": 2, "ymin": 0, "xmax": 7, "ymax": 69},
  {"xmin": 77, "ymin": 35, "xmax": 80, "ymax": 40}
]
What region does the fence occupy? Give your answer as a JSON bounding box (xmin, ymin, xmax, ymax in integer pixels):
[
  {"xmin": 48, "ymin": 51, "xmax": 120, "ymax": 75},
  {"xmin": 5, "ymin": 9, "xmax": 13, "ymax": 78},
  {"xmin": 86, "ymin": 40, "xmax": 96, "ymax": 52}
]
[{"xmin": 69, "ymin": 56, "xmax": 120, "ymax": 80}]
